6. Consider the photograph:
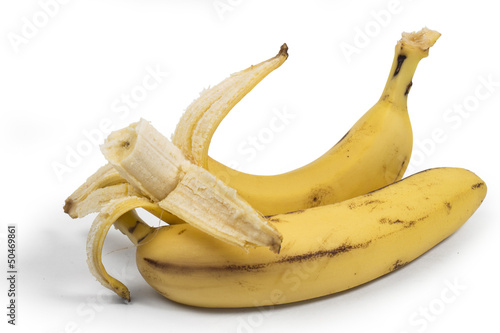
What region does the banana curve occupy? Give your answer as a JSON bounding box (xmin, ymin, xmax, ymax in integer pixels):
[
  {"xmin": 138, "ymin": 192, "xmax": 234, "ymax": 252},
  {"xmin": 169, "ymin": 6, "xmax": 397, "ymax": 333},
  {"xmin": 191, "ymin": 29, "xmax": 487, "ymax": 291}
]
[{"xmin": 135, "ymin": 167, "xmax": 486, "ymax": 307}]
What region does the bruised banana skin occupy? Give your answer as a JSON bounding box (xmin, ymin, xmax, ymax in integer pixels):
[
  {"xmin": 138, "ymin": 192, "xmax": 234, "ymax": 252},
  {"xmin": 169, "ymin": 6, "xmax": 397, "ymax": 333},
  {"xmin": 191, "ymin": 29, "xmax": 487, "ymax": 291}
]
[
  {"xmin": 173, "ymin": 28, "xmax": 441, "ymax": 215},
  {"xmin": 130, "ymin": 168, "xmax": 486, "ymax": 307}
]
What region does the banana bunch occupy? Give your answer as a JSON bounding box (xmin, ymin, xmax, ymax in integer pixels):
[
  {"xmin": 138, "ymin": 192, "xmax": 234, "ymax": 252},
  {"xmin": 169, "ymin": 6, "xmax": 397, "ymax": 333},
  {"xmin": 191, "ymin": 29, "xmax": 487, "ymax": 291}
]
[{"xmin": 64, "ymin": 28, "xmax": 487, "ymax": 307}]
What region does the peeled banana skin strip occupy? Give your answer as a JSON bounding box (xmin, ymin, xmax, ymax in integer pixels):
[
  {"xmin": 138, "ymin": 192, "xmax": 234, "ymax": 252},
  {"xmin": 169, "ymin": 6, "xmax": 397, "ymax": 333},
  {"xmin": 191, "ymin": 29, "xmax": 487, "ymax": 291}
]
[{"xmin": 86, "ymin": 195, "xmax": 163, "ymax": 301}]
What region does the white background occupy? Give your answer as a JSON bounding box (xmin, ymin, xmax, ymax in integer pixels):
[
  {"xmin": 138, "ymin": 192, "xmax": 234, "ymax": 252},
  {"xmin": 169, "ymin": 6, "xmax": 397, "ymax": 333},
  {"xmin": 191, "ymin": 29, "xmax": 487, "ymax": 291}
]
[{"xmin": 1, "ymin": 0, "xmax": 499, "ymax": 332}]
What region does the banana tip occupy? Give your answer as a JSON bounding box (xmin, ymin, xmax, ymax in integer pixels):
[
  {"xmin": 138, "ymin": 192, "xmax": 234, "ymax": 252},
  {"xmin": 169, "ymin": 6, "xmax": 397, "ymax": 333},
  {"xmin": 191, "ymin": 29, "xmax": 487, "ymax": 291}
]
[
  {"xmin": 63, "ymin": 198, "xmax": 73, "ymax": 215},
  {"xmin": 401, "ymin": 27, "xmax": 441, "ymax": 51},
  {"xmin": 270, "ymin": 241, "xmax": 282, "ymax": 254},
  {"xmin": 117, "ymin": 288, "xmax": 131, "ymax": 302},
  {"xmin": 277, "ymin": 43, "xmax": 288, "ymax": 59}
]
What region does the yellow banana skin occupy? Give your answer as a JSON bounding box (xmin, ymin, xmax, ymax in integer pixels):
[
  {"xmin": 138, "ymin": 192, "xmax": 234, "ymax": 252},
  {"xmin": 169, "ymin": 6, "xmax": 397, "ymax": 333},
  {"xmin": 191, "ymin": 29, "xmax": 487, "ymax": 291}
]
[
  {"xmin": 133, "ymin": 168, "xmax": 486, "ymax": 308},
  {"xmin": 202, "ymin": 29, "xmax": 441, "ymax": 216}
]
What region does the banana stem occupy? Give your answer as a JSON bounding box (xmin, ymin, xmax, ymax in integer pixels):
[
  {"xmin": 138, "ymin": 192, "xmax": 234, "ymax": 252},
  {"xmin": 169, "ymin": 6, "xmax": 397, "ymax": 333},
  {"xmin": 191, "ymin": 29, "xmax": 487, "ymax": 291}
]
[
  {"xmin": 380, "ymin": 28, "xmax": 441, "ymax": 107},
  {"xmin": 114, "ymin": 210, "xmax": 155, "ymax": 246}
]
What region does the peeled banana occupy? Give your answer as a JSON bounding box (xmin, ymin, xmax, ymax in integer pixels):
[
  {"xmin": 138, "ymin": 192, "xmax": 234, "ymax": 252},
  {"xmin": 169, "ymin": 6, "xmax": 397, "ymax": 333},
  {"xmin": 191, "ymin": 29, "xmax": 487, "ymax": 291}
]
[
  {"xmin": 100, "ymin": 119, "xmax": 281, "ymax": 252},
  {"xmin": 74, "ymin": 119, "xmax": 282, "ymax": 301},
  {"xmin": 63, "ymin": 44, "xmax": 289, "ymax": 220},
  {"xmin": 173, "ymin": 28, "xmax": 441, "ymax": 215}
]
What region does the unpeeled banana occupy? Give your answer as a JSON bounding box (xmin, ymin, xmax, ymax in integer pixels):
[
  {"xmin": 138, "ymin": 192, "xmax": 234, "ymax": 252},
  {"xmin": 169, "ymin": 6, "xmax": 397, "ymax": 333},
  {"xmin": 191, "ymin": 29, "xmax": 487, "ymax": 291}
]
[
  {"xmin": 172, "ymin": 28, "xmax": 441, "ymax": 215},
  {"xmin": 132, "ymin": 168, "xmax": 485, "ymax": 307},
  {"xmin": 63, "ymin": 28, "xmax": 488, "ymax": 308}
]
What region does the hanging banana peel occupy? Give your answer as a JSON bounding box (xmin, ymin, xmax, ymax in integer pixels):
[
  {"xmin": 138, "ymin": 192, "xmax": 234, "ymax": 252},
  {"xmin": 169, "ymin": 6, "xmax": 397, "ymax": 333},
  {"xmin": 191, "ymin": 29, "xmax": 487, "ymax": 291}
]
[{"xmin": 64, "ymin": 28, "xmax": 488, "ymax": 307}]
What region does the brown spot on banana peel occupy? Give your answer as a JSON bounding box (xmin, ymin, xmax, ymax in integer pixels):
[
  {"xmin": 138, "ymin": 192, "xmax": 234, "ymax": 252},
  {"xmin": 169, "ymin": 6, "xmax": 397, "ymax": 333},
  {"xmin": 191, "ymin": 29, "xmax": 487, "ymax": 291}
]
[
  {"xmin": 393, "ymin": 54, "xmax": 407, "ymax": 77},
  {"xmin": 379, "ymin": 218, "xmax": 403, "ymax": 224},
  {"xmin": 333, "ymin": 130, "xmax": 351, "ymax": 148},
  {"xmin": 136, "ymin": 233, "xmax": 151, "ymax": 245},
  {"xmin": 177, "ymin": 228, "xmax": 187, "ymax": 235},
  {"xmin": 266, "ymin": 209, "xmax": 306, "ymax": 219},
  {"xmin": 472, "ymin": 182, "xmax": 485, "ymax": 190},
  {"xmin": 394, "ymin": 157, "xmax": 408, "ymax": 181},
  {"xmin": 284, "ymin": 209, "xmax": 305, "ymax": 215},
  {"xmin": 127, "ymin": 221, "xmax": 138, "ymax": 234},
  {"xmin": 379, "ymin": 218, "xmax": 416, "ymax": 228},
  {"xmin": 278, "ymin": 241, "xmax": 372, "ymax": 264},
  {"xmin": 308, "ymin": 187, "xmax": 333, "ymax": 207},
  {"xmin": 348, "ymin": 199, "xmax": 384, "ymax": 210},
  {"xmin": 391, "ymin": 259, "xmax": 409, "ymax": 272},
  {"xmin": 136, "ymin": 228, "xmax": 162, "ymax": 245},
  {"xmin": 116, "ymin": 288, "xmax": 131, "ymax": 302},
  {"xmin": 142, "ymin": 241, "xmax": 371, "ymax": 274},
  {"xmin": 444, "ymin": 202, "xmax": 452, "ymax": 212},
  {"xmin": 143, "ymin": 257, "xmax": 267, "ymax": 273},
  {"xmin": 404, "ymin": 81, "xmax": 413, "ymax": 96},
  {"xmin": 363, "ymin": 199, "xmax": 384, "ymax": 206},
  {"xmin": 265, "ymin": 209, "xmax": 306, "ymax": 222}
]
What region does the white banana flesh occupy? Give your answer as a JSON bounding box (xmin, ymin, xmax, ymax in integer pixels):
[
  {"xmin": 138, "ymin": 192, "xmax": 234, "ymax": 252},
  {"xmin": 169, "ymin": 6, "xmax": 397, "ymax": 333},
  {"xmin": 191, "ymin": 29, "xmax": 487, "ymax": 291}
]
[
  {"xmin": 160, "ymin": 164, "xmax": 281, "ymax": 253},
  {"xmin": 100, "ymin": 118, "xmax": 282, "ymax": 253},
  {"xmin": 101, "ymin": 120, "xmax": 188, "ymax": 202}
]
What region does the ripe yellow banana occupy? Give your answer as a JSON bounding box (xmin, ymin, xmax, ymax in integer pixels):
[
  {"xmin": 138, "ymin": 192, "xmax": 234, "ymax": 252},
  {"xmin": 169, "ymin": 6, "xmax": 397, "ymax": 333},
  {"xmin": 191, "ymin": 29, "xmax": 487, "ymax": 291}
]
[
  {"xmin": 173, "ymin": 28, "xmax": 441, "ymax": 215},
  {"xmin": 127, "ymin": 167, "xmax": 486, "ymax": 307}
]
